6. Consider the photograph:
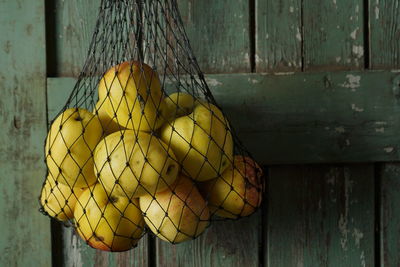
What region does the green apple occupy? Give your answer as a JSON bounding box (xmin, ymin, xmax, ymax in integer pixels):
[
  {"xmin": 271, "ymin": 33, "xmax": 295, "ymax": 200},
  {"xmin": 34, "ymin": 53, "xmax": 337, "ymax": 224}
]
[
  {"xmin": 198, "ymin": 155, "xmax": 263, "ymax": 219},
  {"xmin": 139, "ymin": 175, "xmax": 209, "ymax": 243},
  {"xmin": 98, "ymin": 61, "xmax": 166, "ymax": 132},
  {"xmin": 74, "ymin": 183, "xmax": 145, "ymax": 251},
  {"xmin": 40, "ymin": 175, "xmax": 85, "ymax": 221},
  {"xmin": 45, "ymin": 108, "xmax": 102, "ymax": 188},
  {"xmin": 163, "ymin": 92, "xmax": 196, "ymax": 121},
  {"xmin": 160, "ymin": 102, "xmax": 233, "ymax": 181},
  {"xmin": 93, "ymin": 100, "xmax": 124, "ymax": 136},
  {"xmin": 94, "ymin": 130, "xmax": 180, "ymax": 198}
]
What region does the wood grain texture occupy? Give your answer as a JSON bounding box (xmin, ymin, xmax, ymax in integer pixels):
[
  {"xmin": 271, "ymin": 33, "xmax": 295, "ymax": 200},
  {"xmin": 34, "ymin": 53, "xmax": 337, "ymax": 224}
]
[
  {"xmin": 156, "ymin": 214, "xmax": 261, "ymax": 267},
  {"xmin": 61, "ymin": 227, "xmax": 149, "ymax": 267},
  {"xmin": 369, "ymin": 0, "xmax": 400, "ymax": 69},
  {"xmin": 303, "ymin": 0, "xmax": 365, "ymax": 70},
  {"xmin": 369, "ymin": 2, "xmax": 400, "ymax": 265},
  {"xmin": 47, "ymin": 78, "xmax": 149, "ymax": 267},
  {"xmin": 379, "ymin": 163, "xmax": 400, "ymax": 267},
  {"xmin": 52, "ymin": 0, "xmax": 101, "ymax": 76},
  {"xmin": 48, "ymin": 69, "xmax": 400, "ymax": 165},
  {"xmin": 0, "ymin": 0, "xmax": 52, "ymax": 266},
  {"xmin": 266, "ymin": 165, "xmax": 375, "ymax": 267},
  {"xmin": 256, "ymin": 0, "xmax": 302, "ymax": 72},
  {"xmin": 177, "ymin": 0, "xmax": 251, "ymax": 73}
]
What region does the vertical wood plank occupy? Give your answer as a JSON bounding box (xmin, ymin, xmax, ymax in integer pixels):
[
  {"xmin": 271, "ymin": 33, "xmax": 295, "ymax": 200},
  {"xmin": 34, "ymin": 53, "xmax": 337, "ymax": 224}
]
[
  {"xmin": 369, "ymin": 2, "xmax": 400, "ymax": 266},
  {"xmin": 256, "ymin": 0, "xmax": 302, "ymax": 72},
  {"xmin": 62, "ymin": 227, "xmax": 149, "ymax": 267},
  {"xmin": 53, "ymin": 0, "xmax": 101, "ymax": 76},
  {"xmin": 155, "ymin": 1, "xmax": 258, "ymax": 266},
  {"xmin": 0, "ymin": 0, "xmax": 52, "ymax": 266},
  {"xmin": 379, "ymin": 163, "xmax": 400, "ymax": 266},
  {"xmin": 156, "ymin": 215, "xmax": 261, "ymax": 267},
  {"xmin": 46, "ymin": 79, "xmax": 149, "ymax": 267},
  {"xmin": 177, "ymin": 0, "xmax": 251, "ymax": 73},
  {"xmin": 369, "ymin": 0, "xmax": 400, "ymax": 69},
  {"xmin": 303, "ymin": 0, "xmax": 365, "ymax": 70},
  {"xmin": 266, "ymin": 165, "xmax": 375, "ymax": 267}
]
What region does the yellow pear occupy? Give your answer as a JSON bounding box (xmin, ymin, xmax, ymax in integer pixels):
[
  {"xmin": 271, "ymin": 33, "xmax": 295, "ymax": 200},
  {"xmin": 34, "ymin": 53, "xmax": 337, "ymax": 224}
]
[
  {"xmin": 98, "ymin": 61, "xmax": 166, "ymax": 132},
  {"xmin": 45, "ymin": 108, "xmax": 102, "ymax": 188},
  {"xmin": 94, "ymin": 130, "xmax": 180, "ymax": 198},
  {"xmin": 163, "ymin": 92, "xmax": 196, "ymax": 121},
  {"xmin": 74, "ymin": 183, "xmax": 145, "ymax": 252},
  {"xmin": 93, "ymin": 100, "xmax": 124, "ymax": 136},
  {"xmin": 40, "ymin": 175, "xmax": 85, "ymax": 221},
  {"xmin": 160, "ymin": 103, "xmax": 233, "ymax": 181},
  {"xmin": 139, "ymin": 175, "xmax": 209, "ymax": 243},
  {"xmin": 199, "ymin": 156, "xmax": 264, "ymax": 219}
]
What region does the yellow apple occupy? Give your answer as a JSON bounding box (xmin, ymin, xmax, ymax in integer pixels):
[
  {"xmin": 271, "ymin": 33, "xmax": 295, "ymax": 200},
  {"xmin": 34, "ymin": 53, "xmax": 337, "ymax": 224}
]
[
  {"xmin": 74, "ymin": 183, "xmax": 145, "ymax": 252},
  {"xmin": 139, "ymin": 175, "xmax": 209, "ymax": 243},
  {"xmin": 98, "ymin": 61, "xmax": 166, "ymax": 132},
  {"xmin": 94, "ymin": 130, "xmax": 180, "ymax": 199},
  {"xmin": 40, "ymin": 175, "xmax": 85, "ymax": 221},
  {"xmin": 160, "ymin": 102, "xmax": 233, "ymax": 181},
  {"xmin": 45, "ymin": 108, "xmax": 103, "ymax": 188},
  {"xmin": 93, "ymin": 100, "xmax": 124, "ymax": 136},
  {"xmin": 199, "ymin": 155, "xmax": 264, "ymax": 219},
  {"xmin": 163, "ymin": 92, "xmax": 196, "ymax": 121}
]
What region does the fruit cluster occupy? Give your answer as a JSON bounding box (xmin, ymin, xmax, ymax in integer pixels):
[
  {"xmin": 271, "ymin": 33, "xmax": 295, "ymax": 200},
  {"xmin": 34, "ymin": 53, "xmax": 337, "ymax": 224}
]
[{"xmin": 40, "ymin": 61, "xmax": 264, "ymax": 252}]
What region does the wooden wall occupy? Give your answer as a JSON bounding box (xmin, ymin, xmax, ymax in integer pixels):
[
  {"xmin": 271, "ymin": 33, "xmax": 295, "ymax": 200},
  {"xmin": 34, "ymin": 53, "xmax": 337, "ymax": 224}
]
[{"xmin": 2, "ymin": 0, "xmax": 400, "ymax": 266}]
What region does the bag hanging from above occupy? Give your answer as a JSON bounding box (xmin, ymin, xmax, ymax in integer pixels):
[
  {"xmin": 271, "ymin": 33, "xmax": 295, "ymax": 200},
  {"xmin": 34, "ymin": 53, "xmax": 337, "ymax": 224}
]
[{"xmin": 39, "ymin": 0, "xmax": 265, "ymax": 252}]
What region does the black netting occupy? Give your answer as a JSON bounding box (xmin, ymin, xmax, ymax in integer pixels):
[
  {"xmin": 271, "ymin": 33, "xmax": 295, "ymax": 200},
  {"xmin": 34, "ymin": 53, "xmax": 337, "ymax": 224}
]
[{"xmin": 39, "ymin": 0, "xmax": 265, "ymax": 252}]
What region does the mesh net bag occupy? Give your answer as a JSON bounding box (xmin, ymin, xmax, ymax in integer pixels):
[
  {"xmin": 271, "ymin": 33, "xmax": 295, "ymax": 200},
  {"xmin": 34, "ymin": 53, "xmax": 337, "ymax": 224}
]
[{"xmin": 39, "ymin": 0, "xmax": 265, "ymax": 251}]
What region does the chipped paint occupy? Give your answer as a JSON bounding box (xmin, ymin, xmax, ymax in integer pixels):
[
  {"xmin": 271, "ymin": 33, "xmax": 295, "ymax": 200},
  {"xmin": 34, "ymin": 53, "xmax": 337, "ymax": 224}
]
[
  {"xmin": 340, "ymin": 75, "xmax": 361, "ymax": 91},
  {"xmin": 296, "ymin": 27, "xmax": 302, "ymax": 41},
  {"xmin": 346, "ymin": 139, "xmax": 351, "ymax": 146},
  {"xmin": 333, "ymin": 0, "xmax": 337, "ymax": 5},
  {"xmin": 350, "ymin": 28, "xmax": 359, "ymax": 40},
  {"xmin": 375, "ymin": 121, "xmax": 388, "ymax": 125},
  {"xmin": 351, "ymin": 104, "xmax": 364, "ymax": 112},
  {"xmin": 384, "ymin": 147, "xmax": 394, "ymax": 153},
  {"xmin": 352, "ymin": 228, "xmax": 364, "ymax": 248},
  {"xmin": 265, "ymin": 33, "xmax": 269, "ymax": 39},
  {"xmin": 289, "ymin": 6, "xmax": 294, "ymax": 13},
  {"xmin": 274, "ymin": 72, "xmax": 295, "ymax": 76},
  {"xmin": 335, "ymin": 126, "xmax": 345, "ymax": 133},
  {"xmin": 338, "ymin": 173, "xmax": 353, "ymax": 251},
  {"xmin": 360, "ymin": 251, "xmax": 366, "ymax": 267},
  {"xmin": 205, "ymin": 78, "xmax": 222, "ymax": 86},
  {"xmin": 355, "ymin": 5, "xmax": 359, "ymax": 13},
  {"xmin": 255, "ymin": 54, "xmax": 263, "ymax": 64},
  {"xmin": 375, "ymin": 6, "xmax": 379, "ymax": 19},
  {"xmin": 251, "ymin": 79, "xmax": 259, "ymax": 84},
  {"xmin": 375, "ymin": 127, "xmax": 385, "ymax": 133},
  {"xmin": 336, "ymin": 56, "xmax": 341, "ymax": 62},
  {"xmin": 352, "ymin": 45, "xmax": 364, "ymax": 58},
  {"xmin": 325, "ymin": 126, "xmax": 330, "ymax": 130}
]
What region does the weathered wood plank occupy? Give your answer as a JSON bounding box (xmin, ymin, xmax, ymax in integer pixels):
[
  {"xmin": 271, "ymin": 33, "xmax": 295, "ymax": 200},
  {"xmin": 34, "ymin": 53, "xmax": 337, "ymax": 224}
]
[
  {"xmin": 266, "ymin": 165, "xmax": 375, "ymax": 266},
  {"xmin": 0, "ymin": 0, "xmax": 52, "ymax": 266},
  {"xmin": 52, "ymin": 0, "xmax": 101, "ymax": 76},
  {"xmin": 256, "ymin": 0, "xmax": 302, "ymax": 72},
  {"xmin": 61, "ymin": 227, "xmax": 149, "ymax": 267},
  {"xmin": 48, "ymin": 69, "xmax": 400, "ymax": 165},
  {"xmin": 369, "ymin": 2, "xmax": 400, "ymax": 265},
  {"xmin": 176, "ymin": 0, "xmax": 251, "ymax": 73},
  {"xmin": 369, "ymin": 0, "xmax": 400, "ymax": 69},
  {"xmin": 379, "ymin": 163, "xmax": 400, "ymax": 267},
  {"xmin": 52, "ymin": 0, "xmax": 250, "ymax": 75},
  {"xmin": 303, "ymin": 0, "xmax": 365, "ymax": 70},
  {"xmin": 156, "ymin": 214, "xmax": 261, "ymax": 267},
  {"xmin": 47, "ymin": 78, "xmax": 149, "ymax": 267}
]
